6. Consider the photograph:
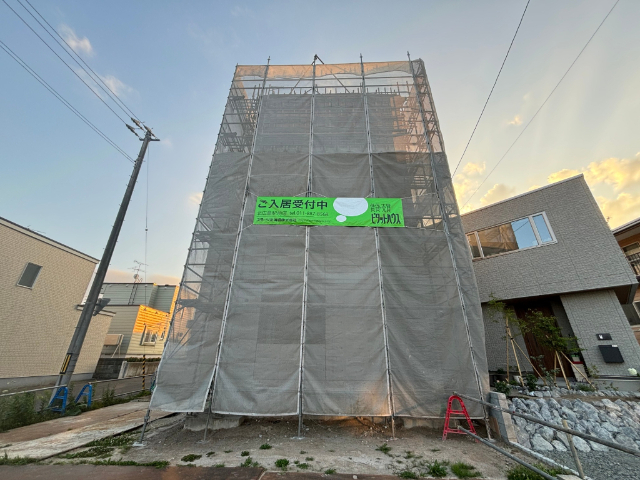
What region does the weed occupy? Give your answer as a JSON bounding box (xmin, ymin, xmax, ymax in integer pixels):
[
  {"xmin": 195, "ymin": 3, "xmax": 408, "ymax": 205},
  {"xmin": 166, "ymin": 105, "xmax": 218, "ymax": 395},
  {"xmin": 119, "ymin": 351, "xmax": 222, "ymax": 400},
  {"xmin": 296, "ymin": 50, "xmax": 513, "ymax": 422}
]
[
  {"xmin": 61, "ymin": 446, "xmax": 114, "ymax": 459},
  {"xmin": 294, "ymin": 460, "xmax": 300, "ymax": 464},
  {"xmin": 181, "ymin": 454, "xmax": 201, "ymax": 462},
  {"xmin": 430, "ymin": 448, "xmax": 440, "ymax": 452},
  {"xmin": 241, "ymin": 451, "xmax": 250, "ymax": 457},
  {"xmin": 575, "ymin": 383, "xmax": 596, "ymax": 392},
  {"xmin": 427, "ymin": 460, "xmax": 448, "ymax": 478},
  {"xmin": 325, "ymin": 468, "xmax": 337, "ymax": 474},
  {"xmin": 300, "ymin": 450, "xmax": 307, "ymax": 454},
  {"xmin": 75, "ymin": 459, "xmax": 169, "ymax": 468},
  {"xmin": 376, "ymin": 443, "xmax": 392, "ymax": 455},
  {"xmin": 450, "ymin": 462, "xmax": 481, "ymax": 478},
  {"xmin": 260, "ymin": 443, "xmax": 272, "ymax": 450},
  {"xmin": 275, "ymin": 458, "xmax": 289, "ymax": 469},
  {"xmin": 214, "ymin": 463, "xmax": 225, "ymax": 468},
  {"xmin": 298, "ymin": 463, "xmax": 309, "ymax": 469},
  {"xmin": 224, "ymin": 450, "xmax": 233, "ymax": 453},
  {"xmin": 240, "ymin": 456, "xmax": 259, "ymax": 468},
  {"xmin": 396, "ymin": 460, "xmax": 403, "ymax": 464},
  {"xmin": 328, "ymin": 449, "xmax": 335, "ymax": 452},
  {"xmin": 305, "ymin": 456, "xmax": 314, "ymax": 461},
  {"xmin": 494, "ymin": 380, "xmax": 511, "ymax": 395},
  {"xmin": 404, "ymin": 451, "xmax": 415, "ymax": 459},
  {"xmin": 0, "ymin": 452, "xmax": 39, "ymax": 465},
  {"xmin": 524, "ymin": 374, "xmax": 539, "ymax": 392},
  {"xmin": 86, "ymin": 433, "xmax": 135, "ymax": 448},
  {"xmin": 506, "ymin": 464, "xmax": 566, "ymax": 480},
  {"xmin": 398, "ymin": 471, "xmax": 418, "ymax": 479},
  {"xmin": 206, "ymin": 451, "xmax": 216, "ymax": 457}
]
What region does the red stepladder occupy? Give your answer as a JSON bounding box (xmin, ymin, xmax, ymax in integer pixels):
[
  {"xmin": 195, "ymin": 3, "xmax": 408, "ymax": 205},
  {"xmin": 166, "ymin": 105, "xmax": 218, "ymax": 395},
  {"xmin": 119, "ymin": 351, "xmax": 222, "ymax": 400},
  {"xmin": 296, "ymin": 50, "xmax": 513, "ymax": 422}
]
[{"xmin": 442, "ymin": 395, "xmax": 477, "ymax": 441}]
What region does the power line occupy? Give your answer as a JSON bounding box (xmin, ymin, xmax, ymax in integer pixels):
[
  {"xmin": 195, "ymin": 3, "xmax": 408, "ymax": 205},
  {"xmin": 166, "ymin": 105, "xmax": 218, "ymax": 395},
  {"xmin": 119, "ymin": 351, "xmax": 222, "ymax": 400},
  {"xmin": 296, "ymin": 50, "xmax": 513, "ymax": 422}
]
[
  {"xmin": 460, "ymin": 0, "xmax": 620, "ymax": 209},
  {"xmin": 19, "ymin": 0, "xmax": 142, "ymax": 122},
  {"xmin": 0, "ymin": 39, "xmax": 134, "ymax": 162},
  {"xmin": 2, "ymin": 0, "xmax": 129, "ymax": 125},
  {"xmin": 452, "ymin": 0, "xmax": 530, "ymax": 178}
]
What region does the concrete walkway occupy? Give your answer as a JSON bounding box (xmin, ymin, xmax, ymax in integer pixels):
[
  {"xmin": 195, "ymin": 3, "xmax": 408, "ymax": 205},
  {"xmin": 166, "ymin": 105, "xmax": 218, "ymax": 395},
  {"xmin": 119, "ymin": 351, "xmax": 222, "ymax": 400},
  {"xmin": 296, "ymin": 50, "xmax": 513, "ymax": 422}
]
[{"xmin": 0, "ymin": 401, "xmax": 171, "ymax": 459}]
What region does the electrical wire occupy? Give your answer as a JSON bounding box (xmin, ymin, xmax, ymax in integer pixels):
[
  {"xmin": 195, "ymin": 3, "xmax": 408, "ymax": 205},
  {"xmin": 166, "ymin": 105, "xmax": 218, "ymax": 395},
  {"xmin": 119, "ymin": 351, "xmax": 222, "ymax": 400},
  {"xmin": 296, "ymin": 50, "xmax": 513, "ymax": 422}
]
[
  {"xmin": 0, "ymin": 39, "xmax": 134, "ymax": 163},
  {"xmin": 144, "ymin": 143, "xmax": 150, "ymax": 285},
  {"xmin": 460, "ymin": 0, "xmax": 620, "ymax": 209},
  {"xmin": 452, "ymin": 0, "xmax": 530, "ymax": 178},
  {"xmin": 19, "ymin": 0, "xmax": 142, "ymax": 122},
  {"xmin": 2, "ymin": 0, "xmax": 129, "ymax": 125}
]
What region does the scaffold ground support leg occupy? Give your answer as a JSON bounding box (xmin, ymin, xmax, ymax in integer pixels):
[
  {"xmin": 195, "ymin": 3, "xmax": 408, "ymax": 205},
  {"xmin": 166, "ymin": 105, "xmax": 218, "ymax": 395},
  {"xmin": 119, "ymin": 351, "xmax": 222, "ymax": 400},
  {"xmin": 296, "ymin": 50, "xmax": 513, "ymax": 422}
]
[{"xmin": 134, "ymin": 405, "xmax": 152, "ymax": 447}]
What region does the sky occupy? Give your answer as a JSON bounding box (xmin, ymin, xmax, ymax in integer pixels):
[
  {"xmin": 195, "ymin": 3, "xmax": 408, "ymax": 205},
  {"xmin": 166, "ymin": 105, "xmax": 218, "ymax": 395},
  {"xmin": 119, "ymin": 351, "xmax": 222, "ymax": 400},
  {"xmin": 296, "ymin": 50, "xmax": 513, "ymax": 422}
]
[{"xmin": 1, "ymin": 0, "xmax": 639, "ymax": 284}]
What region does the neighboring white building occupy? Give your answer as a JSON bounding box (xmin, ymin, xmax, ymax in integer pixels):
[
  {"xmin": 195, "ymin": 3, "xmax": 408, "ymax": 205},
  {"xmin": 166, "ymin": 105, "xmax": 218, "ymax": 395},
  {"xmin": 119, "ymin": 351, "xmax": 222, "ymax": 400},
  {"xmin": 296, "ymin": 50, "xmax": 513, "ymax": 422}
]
[{"xmin": 0, "ymin": 216, "xmax": 113, "ymax": 389}]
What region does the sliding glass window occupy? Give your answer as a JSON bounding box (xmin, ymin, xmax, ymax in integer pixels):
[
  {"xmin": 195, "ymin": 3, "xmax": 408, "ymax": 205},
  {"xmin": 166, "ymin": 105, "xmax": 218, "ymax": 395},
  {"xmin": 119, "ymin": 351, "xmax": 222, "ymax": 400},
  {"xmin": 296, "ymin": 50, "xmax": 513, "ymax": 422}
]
[{"xmin": 467, "ymin": 212, "xmax": 555, "ymax": 259}]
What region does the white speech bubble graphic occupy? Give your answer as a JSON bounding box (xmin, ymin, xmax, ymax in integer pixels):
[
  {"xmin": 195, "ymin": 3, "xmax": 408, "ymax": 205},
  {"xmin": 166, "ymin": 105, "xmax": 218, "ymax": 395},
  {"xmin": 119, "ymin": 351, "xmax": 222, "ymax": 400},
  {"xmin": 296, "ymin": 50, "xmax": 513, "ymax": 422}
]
[{"xmin": 333, "ymin": 198, "xmax": 368, "ymax": 222}]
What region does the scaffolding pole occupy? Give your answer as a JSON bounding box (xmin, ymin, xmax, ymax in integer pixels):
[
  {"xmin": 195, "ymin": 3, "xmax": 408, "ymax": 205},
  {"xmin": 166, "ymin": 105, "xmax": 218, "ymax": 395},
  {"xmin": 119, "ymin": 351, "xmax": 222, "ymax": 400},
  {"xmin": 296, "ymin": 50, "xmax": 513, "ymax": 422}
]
[{"xmin": 361, "ymin": 54, "xmax": 396, "ymax": 437}]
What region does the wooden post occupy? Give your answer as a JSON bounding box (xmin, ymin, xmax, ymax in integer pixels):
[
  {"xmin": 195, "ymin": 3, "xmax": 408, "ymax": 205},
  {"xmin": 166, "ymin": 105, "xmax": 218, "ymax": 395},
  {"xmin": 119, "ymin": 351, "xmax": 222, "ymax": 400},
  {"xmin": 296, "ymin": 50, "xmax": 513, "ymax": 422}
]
[{"xmin": 556, "ymin": 351, "xmax": 571, "ymax": 390}]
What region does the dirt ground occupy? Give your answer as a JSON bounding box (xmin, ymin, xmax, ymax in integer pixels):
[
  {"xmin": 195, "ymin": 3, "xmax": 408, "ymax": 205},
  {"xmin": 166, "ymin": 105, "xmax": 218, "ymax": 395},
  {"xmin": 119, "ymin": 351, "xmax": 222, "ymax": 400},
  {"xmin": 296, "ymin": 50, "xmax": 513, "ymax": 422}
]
[{"xmin": 45, "ymin": 415, "xmax": 539, "ymax": 479}]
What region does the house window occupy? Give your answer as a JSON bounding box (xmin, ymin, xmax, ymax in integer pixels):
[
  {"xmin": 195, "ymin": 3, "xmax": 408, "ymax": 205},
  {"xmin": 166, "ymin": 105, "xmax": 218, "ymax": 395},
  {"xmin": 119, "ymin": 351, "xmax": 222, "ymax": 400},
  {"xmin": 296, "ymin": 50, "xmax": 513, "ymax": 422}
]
[
  {"xmin": 17, "ymin": 263, "xmax": 42, "ymax": 288},
  {"xmin": 467, "ymin": 212, "xmax": 555, "ymax": 259},
  {"xmin": 623, "ymin": 242, "xmax": 640, "ymax": 256},
  {"xmin": 140, "ymin": 325, "xmax": 158, "ymax": 346}
]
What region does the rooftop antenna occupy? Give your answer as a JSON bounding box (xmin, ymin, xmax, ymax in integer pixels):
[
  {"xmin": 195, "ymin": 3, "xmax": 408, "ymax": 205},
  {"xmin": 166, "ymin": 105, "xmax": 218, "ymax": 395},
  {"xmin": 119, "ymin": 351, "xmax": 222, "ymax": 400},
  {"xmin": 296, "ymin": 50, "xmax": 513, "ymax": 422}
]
[{"xmin": 130, "ymin": 260, "xmax": 146, "ymax": 283}]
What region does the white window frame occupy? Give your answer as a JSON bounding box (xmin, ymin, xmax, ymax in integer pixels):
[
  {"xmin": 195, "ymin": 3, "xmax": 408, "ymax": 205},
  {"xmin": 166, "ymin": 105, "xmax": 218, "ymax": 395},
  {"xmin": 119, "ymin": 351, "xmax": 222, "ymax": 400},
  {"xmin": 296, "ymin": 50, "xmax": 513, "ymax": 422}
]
[
  {"xmin": 467, "ymin": 211, "xmax": 557, "ymax": 260},
  {"xmin": 140, "ymin": 325, "xmax": 158, "ymax": 346},
  {"xmin": 16, "ymin": 262, "xmax": 42, "ymax": 289}
]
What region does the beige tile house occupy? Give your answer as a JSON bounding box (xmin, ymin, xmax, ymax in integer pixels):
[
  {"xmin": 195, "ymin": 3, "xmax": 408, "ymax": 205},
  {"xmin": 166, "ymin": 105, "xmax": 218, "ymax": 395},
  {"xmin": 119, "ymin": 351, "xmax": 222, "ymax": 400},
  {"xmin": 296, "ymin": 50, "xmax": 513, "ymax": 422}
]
[{"xmin": 0, "ymin": 216, "xmax": 113, "ymax": 389}]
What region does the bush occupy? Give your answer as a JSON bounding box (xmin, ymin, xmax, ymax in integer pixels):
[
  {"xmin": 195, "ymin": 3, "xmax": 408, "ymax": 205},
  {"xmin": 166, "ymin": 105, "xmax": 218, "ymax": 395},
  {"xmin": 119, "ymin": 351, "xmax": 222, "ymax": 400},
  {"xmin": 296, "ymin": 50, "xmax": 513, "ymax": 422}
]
[
  {"xmin": 275, "ymin": 458, "xmax": 289, "ymax": 469},
  {"xmin": 0, "ymin": 392, "xmax": 57, "ymax": 432},
  {"xmin": 325, "ymin": 469, "xmax": 337, "ymax": 475},
  {"xmin": 494, "ymin": 380, "xmax": 511, "ymax": 395},
  {"xmin": 450, "ymin": 462, "xmax": 481, "ymax": 478},
  {"xmin": 376, "ymin": 443, "xmax": 392, "ymax": 454},
  {"xmin": 507, "ymin": 464, "xmax": 567, "ymax": 480},
  {"xmin": 259, "ymin": 443, "xmax": 272, "ymax": 450},
  {"xmin": 241, "ymin": 451, "xmax": 250, "ymax": 457},
  {"xmin": 524, "ymin": 374, "xmax": 539, "ymax": 392},
  {"xmin": 0, "ymin": 452, "xmax": 39, "ymax": 465}
]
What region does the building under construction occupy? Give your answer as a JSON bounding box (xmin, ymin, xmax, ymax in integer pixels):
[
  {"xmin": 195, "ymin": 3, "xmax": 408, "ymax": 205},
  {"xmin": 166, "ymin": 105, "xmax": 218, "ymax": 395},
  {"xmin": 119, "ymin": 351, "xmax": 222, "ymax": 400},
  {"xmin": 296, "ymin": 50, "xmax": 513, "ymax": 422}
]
[{"xmin": 150, "ymin": 57, "xmax": 489, "ymax": 423}]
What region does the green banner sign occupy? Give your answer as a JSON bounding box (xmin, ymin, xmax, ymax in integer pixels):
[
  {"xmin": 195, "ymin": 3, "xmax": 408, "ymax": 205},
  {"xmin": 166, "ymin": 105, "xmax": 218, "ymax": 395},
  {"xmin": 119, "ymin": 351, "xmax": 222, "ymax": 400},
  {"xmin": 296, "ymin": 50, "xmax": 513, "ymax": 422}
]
[{"xmin": 253, "ymin": 197, "xmax": 404, "ymax": 227}]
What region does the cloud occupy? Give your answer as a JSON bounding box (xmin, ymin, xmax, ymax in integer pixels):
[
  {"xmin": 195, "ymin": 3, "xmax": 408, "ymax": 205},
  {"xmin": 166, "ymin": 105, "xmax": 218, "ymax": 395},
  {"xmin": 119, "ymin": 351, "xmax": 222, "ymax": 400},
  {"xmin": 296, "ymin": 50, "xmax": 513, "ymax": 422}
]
[
  {"xmin": 105, "ymin": 269, "xmax": 180, "ymax": 285},
  {"xmin": 548, "ymin": 168, "xmax": 580, "ymax": 184},
  {"xmin": 480, "ymin": 183, "xmax": 517, "ymax": 206},
  {"xmin": 596, "ymin": 193, "xmax": 640, "ymax": 228},
  {"xmin": 189, "ymin": 192, "xmax": 203, "ymax": 205},
  {"xmin": 59, "ymin": 25, "xmax": 93, "ymax": 56},
  {"xmin": 462, "ymin": 162, "xmax": 485, "ymax": 177},
  {"xmin": 230, "ymin": 5, "xmax": 254, "ymax": 17},
  {"xmin": 99, "ymin": 74, "xmax": 133, "ymax": 97},
  {"xmin": 508, "ymin": 114, "xmax": 523, "ymax": 126},
  {"xmin": 545, "ymin": 153, "xmax": 640, "ymax": 227}
]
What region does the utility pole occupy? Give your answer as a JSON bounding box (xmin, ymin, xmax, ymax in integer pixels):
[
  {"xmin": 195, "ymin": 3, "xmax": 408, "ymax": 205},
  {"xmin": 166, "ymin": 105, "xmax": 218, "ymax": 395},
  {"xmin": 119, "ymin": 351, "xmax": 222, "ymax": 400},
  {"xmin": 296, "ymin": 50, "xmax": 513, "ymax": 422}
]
[{"xmin": 52, "ymin": 129, "xmax": 159, "ymax": 394}]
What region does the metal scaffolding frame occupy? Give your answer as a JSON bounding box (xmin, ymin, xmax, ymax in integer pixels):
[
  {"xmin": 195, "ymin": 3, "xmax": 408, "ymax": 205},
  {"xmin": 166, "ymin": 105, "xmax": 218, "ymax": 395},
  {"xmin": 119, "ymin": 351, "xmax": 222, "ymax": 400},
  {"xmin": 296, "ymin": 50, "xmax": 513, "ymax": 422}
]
[{"xmin": 150, "ymin": 57, "xmax": 489, "ymax": 422}]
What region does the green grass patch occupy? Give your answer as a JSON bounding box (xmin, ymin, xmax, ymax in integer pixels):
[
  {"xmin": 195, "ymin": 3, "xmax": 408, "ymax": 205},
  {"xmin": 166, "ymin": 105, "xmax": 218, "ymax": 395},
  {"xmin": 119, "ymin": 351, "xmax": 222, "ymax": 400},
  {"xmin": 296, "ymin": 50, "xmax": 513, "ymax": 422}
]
[
  {"xmin": 325, "ymin": 469, "xmax": 337, "ymax": 475},
  {"xmin": 398, "ymin": 471, "xmax": 418, "ymax": 479},
  {"xmin": 506, "ymin": 464, "xmax": 567, "ymax": 480},
  {"xmin": 224, "ymin": 450, "xmax": 233, "ymax": 453},
  {"xmin": 300, "ymin": 450, "xmax": 307, "ymax": 454},
  {"xmin": 298, "ymin": 463, "xmax": 309, "ymax": 469},
  {"xmin": 241, "ymin": 451, "xmax": 250, "ymax": 457},
  {"xmin": 73, "ymin": 459, "xmax": 169, "ymax": 468},
  {"xmin": 305, "ymin": 456, "xmax": 314, "ymax": 461},
  {"xmin": 61, "ymin": 446, "xmax": 114, "ymax": 459},
  {"xmin": 181, "ymin": 454, "xmax": 201, "ymax": 462},
  {"xmin": 451, "ymin": 462, "xmax": 481, "ymax": 478},
  {"xmin": 427, "ymin": 460, "xmax": 448, "ymax": 478},
  {"xmin": 275, "ymin": 458, "xmax": 289, "ymax": 469},
  {"xmin": 259, "ymin": 443, "xmax": 272, "ymax": 450},
  {"xmin": 214, "ymin": 463, "xmax": 225, "ymax": 468},
  {"xmin": 376, "ymin": 443, "xmax": 391, "ymax": 455},
  {"xmin": 206, "ymin": 451, "xmax": 216, "ymax": 457},
  {"xmin": 0, "ymin": 453, "xmax": 39, "ymax": 465}
]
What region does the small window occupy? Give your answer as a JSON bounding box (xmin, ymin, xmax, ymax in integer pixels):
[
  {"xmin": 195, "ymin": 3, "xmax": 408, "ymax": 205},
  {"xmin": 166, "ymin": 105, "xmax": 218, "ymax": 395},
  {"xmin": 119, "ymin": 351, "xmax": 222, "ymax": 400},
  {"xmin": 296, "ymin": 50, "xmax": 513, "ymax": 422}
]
[
  {"xmin": 466, "ymin": 233, "xmax": 481, "ymax": 258},
  {"xmin": 17, "ymin": 263, "xmax": 42, "ymax": 288},
  {"xmin": 533, "ymin": 214, "xmax": 553, "ymax": 243}
]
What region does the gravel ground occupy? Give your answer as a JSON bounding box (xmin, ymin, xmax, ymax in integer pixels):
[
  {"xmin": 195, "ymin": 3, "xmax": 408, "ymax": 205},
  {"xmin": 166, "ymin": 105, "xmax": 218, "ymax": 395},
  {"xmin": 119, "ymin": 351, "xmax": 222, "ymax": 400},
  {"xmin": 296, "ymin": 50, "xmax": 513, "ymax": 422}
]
[{"xmin": 545, "ymin": 449, "xmax": 640, "ymax": 480}]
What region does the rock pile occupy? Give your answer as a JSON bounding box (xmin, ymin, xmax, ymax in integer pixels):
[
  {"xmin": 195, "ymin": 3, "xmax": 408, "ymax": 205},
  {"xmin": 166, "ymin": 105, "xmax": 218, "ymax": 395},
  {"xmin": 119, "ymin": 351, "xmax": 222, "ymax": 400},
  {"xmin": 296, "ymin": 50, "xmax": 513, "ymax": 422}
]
[{"xmin": 508, "ymin": 396, "xmax": 640, "ymax": 453}]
